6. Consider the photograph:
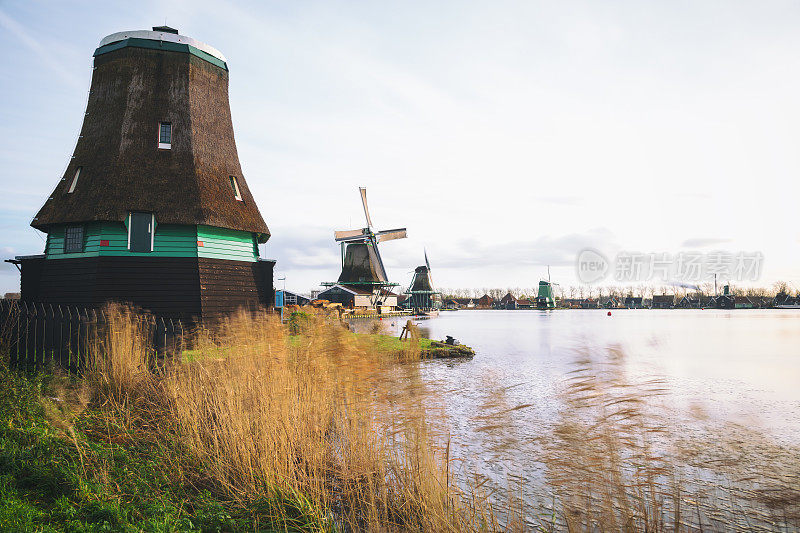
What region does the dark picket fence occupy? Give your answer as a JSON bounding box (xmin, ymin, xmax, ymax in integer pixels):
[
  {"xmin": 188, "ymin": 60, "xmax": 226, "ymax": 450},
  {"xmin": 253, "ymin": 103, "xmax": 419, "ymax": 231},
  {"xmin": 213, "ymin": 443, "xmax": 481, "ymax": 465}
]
[{"xmin": 0, "ymin": 299, "xmax": 186, "ymax": 372}]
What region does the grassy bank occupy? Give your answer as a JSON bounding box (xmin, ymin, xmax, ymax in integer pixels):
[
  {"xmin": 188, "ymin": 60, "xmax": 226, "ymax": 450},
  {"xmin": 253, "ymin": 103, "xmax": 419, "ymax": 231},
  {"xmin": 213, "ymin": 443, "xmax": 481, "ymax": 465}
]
[
  {"xmin": 0, "ymin": 370, "xmax": 263, "ymax": 532},
  {"xmin": 0, "ymin": 306, "xmax": 496, "ymax": 532}
]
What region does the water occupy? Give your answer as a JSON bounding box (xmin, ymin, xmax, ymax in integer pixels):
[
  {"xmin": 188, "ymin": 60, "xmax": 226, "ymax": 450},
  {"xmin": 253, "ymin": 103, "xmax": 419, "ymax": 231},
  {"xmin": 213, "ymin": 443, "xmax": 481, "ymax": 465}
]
[
  {"xmin": 369, "ymin": 309, "xmax": 800, "ymax": 529},
  {"xmin": 414, "ymin": 310, "xmax": 800, "ymax": 439}
]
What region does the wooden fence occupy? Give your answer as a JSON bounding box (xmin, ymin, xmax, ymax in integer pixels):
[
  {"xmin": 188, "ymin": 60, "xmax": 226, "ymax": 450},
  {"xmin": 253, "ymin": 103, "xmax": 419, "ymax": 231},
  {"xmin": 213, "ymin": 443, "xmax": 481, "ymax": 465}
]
[{"xmin": 0, "ymin": 300, "xmax": 186, "ymax": 372}]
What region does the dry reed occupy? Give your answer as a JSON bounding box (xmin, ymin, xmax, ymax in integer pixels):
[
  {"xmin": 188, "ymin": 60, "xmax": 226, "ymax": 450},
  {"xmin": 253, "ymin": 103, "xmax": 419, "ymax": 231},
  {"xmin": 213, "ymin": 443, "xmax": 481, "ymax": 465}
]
[
  {"xmin": 88, "ymin": 306, "xmax": 494, "ymax": 531},
  {"xmin": 540, "ymin": 346, "xmax": 675, "ymax": 531}
]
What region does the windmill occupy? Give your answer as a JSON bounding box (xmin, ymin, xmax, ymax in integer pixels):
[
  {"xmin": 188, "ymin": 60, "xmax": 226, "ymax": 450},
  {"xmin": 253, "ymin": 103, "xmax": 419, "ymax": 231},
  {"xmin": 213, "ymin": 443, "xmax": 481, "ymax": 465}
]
[
  {"xmin": 403, "ymin": 250, "xmax": 441, "ymax": 312},
  {"xmin": 536, "ymin": 266, "xmax": 557, "ymax": 309},
  {"xmin": 320, "ymin": 188, "xmax": 406, "ymax": 310}
]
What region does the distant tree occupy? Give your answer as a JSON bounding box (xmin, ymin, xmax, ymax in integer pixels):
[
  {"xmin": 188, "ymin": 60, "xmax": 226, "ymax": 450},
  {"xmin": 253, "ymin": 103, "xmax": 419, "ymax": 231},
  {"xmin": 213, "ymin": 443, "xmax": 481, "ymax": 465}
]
[
  {"xmin": 773, "ymin": 281, "xmax": 790, "ymax": 299},
  {"xmin": 568, "ymin": 286, "xmax": 577, "ymax": 299},
  {"xmin": 699, "ymin": 281, "xmax": 714, "ymax": 296}
]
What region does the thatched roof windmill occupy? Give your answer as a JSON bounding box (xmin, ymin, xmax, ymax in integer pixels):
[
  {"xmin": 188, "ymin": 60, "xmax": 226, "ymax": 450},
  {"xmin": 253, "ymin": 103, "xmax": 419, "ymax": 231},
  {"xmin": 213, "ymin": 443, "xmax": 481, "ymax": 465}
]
[
  {"xmin": 403, "ymin": 251, "xmax": 441, "ymax": 311},
  {"xmin": 318, "ymin": 188, "xmax": 406, "ymax": 310},
  {"xmin": 333, "ymin": 188, "xmax": 407, "ymax": 287},
  {"xmin": 9, "ymin": 26, "xmax": 274, "ymax": 320}
]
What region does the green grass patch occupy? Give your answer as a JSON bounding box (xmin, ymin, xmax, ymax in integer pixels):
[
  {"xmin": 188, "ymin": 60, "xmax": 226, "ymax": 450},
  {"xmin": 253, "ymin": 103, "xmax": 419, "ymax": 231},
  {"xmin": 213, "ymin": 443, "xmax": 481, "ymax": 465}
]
[
  {"xmin": 0, "ymin": 368, "xmax": 322, "ymax": 532},
  {"xmin": 354, "ymin": 334, "xmax": 433, "ymax": 353}
]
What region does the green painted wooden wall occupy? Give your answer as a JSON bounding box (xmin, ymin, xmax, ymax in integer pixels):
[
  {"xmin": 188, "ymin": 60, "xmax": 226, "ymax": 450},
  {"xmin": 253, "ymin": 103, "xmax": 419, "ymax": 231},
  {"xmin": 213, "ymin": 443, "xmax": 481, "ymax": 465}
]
[
  {"xmin": 196, "ymin": 225, "xmax": 257, "ymax": 261},
  {"xmin": 45, "ymin": 222, "xmax": 257, "ymax": 262}
]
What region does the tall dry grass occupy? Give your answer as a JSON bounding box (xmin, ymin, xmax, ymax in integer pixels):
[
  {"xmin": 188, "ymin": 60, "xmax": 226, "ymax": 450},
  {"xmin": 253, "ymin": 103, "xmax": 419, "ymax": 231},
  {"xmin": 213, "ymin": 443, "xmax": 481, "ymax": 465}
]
[
  {"xmin": 88, "ymin": 305, "xmax": 156, "ymax": 403},
  {"xmin": 89, "ymin": 306, "xmax": 496, "ymax": 531},
  {"xmin": 540, "ymin": 347, "xmax": 675, "ymax": 531}
]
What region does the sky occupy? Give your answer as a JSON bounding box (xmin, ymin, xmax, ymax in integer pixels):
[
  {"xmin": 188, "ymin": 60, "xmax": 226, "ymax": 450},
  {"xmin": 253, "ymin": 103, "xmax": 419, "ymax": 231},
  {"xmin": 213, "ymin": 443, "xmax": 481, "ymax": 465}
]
[{"xmin": 0, "ymin": 0, "xmax": 798, "ymax": 295}]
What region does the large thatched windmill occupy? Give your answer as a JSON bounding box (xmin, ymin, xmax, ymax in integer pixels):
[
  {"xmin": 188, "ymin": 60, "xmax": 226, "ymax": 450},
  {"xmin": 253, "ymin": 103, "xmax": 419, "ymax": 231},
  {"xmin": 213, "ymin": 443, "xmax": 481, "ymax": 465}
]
[
  {"xmin": 319, "ymin": 188, "xmax": 406, "ymax": 310},
  {"xmin": 10, "ymin": 26, "xmax": 274, "ymax": 320}
]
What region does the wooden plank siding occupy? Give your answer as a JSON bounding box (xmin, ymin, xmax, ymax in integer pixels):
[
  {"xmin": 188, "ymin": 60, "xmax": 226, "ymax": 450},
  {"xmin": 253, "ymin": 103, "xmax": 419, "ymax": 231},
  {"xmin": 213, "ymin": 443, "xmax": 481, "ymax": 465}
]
[
  {"xmin": 197, "ymin": 225, "xmax": 258, "ymax": 262},
  {"xmin": 18, "ymin": 256, "xmax": 273, "ymax": 321},
  {"xmin": 45, "ymin": 222, "xmax": 256, "ymax": 261},
  {"xmin": 28, "ymin": 257, "xmax": 202, "ymax": 318},
  {"xmin": 198, "ymin": 258, "xmax": 273, "ymax": 318}
]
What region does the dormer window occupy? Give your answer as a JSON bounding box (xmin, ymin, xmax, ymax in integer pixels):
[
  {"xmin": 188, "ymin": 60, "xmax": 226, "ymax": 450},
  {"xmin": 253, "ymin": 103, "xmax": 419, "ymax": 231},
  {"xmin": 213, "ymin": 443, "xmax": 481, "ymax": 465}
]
[
  {"xmin": 229, "ymin": 176, "xmax": 242, "ymax": 201},
  {"xmin": 67, "ymin": 167, "xmax": 81, "ymax": 193},
  {"xmin": 158, "ymin": 122, "xmax": 172, "ymax": 149}
]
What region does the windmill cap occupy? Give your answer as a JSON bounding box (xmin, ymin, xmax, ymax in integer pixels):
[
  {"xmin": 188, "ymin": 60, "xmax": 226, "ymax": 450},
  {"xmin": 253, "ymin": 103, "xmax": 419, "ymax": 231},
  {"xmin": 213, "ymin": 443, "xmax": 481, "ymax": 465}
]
[
  {"xmin": 152, "ymin": 25, "xmax": 179, "ymax": 34},
  {"xmin": 96, "ymin": 28, "xmax": 227, "ymax": 64}
]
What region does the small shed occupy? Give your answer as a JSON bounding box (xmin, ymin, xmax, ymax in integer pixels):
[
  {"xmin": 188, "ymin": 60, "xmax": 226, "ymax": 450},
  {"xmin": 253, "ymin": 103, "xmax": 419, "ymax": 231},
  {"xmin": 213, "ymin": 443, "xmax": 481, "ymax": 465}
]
[{"xmin": 317, "ymin": 284, "xmax": 398, "ymax": 310}]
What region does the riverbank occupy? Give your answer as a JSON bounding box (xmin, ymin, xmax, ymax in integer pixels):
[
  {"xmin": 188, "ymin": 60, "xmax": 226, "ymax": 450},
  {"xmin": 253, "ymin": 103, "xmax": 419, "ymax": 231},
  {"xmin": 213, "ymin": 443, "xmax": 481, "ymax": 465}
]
[
  {"xmin": 3, "ymin": 307, "xmax": 797, "ymax": 531},
  {"xmin": 0, "ymin": 306, "xmax": 495, "ymax": 531}
]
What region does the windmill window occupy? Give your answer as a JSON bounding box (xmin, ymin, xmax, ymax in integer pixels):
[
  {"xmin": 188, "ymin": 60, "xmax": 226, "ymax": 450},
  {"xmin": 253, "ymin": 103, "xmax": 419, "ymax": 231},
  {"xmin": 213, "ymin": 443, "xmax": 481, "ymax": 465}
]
[
  {"xmin": 64, "ymin": 225, "xmax": 84, "ymax": 253},
  {"xmin": 229, "ymin": 176, "xmax": 242, "ymax": 201},
  {"xmin": 67, "ymin": 167, "xmax": 81, "ymax": 193},
  {"xmin": 158, "ymin": 122, "xmax": 172, "ymax": 149}
]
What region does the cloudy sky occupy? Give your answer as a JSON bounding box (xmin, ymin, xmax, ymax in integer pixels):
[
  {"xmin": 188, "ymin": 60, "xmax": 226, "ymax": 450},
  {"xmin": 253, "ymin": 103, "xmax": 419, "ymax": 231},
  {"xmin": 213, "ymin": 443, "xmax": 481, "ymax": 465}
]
[{"xmin": 1, "ymin": 0, "xmax": 798, "ymax": 295}]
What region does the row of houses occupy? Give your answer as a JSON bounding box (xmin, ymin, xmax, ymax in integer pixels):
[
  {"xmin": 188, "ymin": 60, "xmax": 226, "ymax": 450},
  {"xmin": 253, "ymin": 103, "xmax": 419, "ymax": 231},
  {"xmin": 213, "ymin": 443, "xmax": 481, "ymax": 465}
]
[
  {"xmin": 443, "ymin": 293, "xmax": 798, "ymax": 310},
  {"xmin": 444, "ymin": 295, "xmax": 495, "ymax": 309}
]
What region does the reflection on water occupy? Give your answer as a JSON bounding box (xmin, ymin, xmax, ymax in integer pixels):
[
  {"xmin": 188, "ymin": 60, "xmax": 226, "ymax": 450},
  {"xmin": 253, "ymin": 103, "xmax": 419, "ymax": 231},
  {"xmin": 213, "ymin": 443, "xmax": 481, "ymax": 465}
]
[{"xmin": 354, "ymin": 310, "xmax": 800, "ymax": 530}]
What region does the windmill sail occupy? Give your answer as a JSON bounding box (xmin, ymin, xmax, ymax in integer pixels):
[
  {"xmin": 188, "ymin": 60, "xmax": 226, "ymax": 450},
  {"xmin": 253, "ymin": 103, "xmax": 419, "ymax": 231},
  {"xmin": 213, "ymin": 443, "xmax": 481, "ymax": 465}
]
[
  {"xmin": 335, "ymin": 228, "xmax": 365, "ymax": 241},
  {"xmin": 376, "ymin": 229, "xmax": 407, "ymax": 242},
  {"xmin": 359, "ymin": 187, "xmax": 373, "ymax": 228},
  {"xmin": 424, "ymin": 249, "xmax": 434, "ymax": 290}
]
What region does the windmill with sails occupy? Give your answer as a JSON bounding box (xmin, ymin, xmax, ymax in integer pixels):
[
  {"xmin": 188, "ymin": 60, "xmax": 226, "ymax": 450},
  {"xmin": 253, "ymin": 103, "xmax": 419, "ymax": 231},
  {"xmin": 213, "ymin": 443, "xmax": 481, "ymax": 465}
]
[
  {"xmin": 403, "ymin": 250, "xmax": 442, "ymax": 313},
  {"xmin": 319, "ymin": 188, "xmax": 407, "ymax": 310}
]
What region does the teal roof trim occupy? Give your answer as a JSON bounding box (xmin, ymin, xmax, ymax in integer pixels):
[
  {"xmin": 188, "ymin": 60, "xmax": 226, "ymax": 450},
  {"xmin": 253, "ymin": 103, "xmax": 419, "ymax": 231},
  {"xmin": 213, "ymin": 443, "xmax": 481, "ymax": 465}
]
[{"xmin": 94, "ymin": 38, "xmax": 228, "ymax": 71}]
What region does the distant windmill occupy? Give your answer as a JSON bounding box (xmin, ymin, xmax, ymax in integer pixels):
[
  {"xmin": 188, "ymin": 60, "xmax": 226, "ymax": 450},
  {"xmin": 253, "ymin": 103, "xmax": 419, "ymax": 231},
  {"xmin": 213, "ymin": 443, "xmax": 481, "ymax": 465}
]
[
  {"xmin": 536, "ymin": 266, "xmax": 557, "ymax": 309},
  {"xmin": 333, "ymin": 187, "xmax": 407, "ymax": 287},
  {"xmin": 403, "ymin": 249, "xmax": 441, "ymax": 312}
]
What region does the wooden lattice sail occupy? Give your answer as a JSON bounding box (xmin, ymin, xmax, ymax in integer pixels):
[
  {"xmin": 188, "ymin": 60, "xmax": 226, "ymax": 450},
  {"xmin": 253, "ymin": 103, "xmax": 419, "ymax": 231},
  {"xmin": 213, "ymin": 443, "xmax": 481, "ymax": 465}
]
[{"xmin": 14, "ymin": 27, "xmax": 274, "ymax": 320}]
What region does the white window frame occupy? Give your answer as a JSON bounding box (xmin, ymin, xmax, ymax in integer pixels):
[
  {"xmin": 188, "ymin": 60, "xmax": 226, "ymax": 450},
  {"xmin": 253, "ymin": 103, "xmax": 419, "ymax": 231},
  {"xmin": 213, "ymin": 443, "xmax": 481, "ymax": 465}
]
[
  {"xmin": 68, "ymin": 167, "xmax": 81, "ymax": 193},
  {"xmin": 158, "ymin": 122, "xmax": 172, "ymax": 149},
  {"xmin": 230, "ymin": 176, "xmax": 242, "ymax": 201}
]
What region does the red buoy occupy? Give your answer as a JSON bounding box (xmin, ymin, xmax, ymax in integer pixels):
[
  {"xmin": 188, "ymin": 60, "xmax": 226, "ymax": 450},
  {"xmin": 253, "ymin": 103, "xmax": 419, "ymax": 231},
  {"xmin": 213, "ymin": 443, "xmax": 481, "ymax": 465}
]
[{"xmin": 607, "ymin": 311, "xmax": 612, "ymax": 316}]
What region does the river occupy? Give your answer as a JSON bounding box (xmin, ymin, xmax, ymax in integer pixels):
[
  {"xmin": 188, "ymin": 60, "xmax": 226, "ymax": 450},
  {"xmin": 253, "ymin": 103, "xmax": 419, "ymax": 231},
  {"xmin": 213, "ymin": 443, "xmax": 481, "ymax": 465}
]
[{"xmin": 363, "ymin": 309, "xmax": 800, "ymax": 530}]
